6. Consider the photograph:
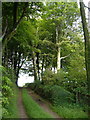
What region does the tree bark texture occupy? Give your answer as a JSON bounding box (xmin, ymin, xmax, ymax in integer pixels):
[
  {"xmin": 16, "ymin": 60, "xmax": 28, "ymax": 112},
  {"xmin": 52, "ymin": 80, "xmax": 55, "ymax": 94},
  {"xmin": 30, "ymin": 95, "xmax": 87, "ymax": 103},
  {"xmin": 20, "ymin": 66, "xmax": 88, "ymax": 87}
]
[
  {"xmin": 80, "ymin": 1, "xmax": 90, "ymax": 116},
  {"xmin": 32, "ymin": 52, "xmax": 38, "ymax": 81},
  {"xmin": 56, "ymin": 26, "xmax": 61, "ymax": 72}
]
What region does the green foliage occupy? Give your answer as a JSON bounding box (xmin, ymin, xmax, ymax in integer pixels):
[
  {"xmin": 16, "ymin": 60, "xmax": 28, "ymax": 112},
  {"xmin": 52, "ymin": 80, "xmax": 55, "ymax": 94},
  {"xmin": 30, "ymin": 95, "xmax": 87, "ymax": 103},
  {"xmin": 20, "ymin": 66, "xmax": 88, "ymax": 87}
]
[
  {"xmin": 25, "ymin": 80, "xmax": 42, "ymax": 90},
  {"xmin": 26, "ymin": 83, "xmax": 36, "ymax": 90},
  {"xmin": 51, "ymin": 104, "xmax": 88, "ymax": 119},
  {"xmin": 42, "ymin": 69, "xmax": 66, "ymax": 85},
  {"xmin": 2, "ymin": 76, "xmax": 13, "ymax": 98},
  {"xmin": 22, "ymin": 89, "xmax": 52, "ymax": 118},
  {"xmin": 6, "ymin": 86, "xmax": 19, "ymax": 118},
  {"xmin": 16, "ymin": 20, "xmax": 36, "ymax": 46},
  {"xmin": 34, "ymin": 85, "xmax": 74, "ymax": 105},
  {"xmin": 49, "ymin": 85, "xmax": 74, "ymax": 105},
  {"xmin": 33, "ymin": 84, "xmax": 88, "ymax": 118},
  {"xmin": 1, "ymin": 66, "xmax": 12, "ymax": 117},
  {"xmin": 1, "ymin": 65, "xmax": 19, "ymax": 118},
  {"xmin": 53, "ymin": 70, "xmax": 66, "ymax": 85},
  {"xmin": 42, "ymin": 69, "xmax": 55, "ymax": 85},
  {"xmin": 2, "ymin": 2, "xmax": 88, "ymax": 118}
]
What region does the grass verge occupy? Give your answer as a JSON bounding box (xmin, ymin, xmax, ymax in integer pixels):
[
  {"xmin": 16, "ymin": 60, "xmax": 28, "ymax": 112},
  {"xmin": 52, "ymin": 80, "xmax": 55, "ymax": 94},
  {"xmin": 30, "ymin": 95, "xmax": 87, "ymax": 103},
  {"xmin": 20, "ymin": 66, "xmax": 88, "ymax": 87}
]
[
  {"xmin": 51, "ymin": 104, "xmax": 88, "ymax": 119},
  {"xmin": 6, "ymin": 85, "xmax": 19, "ymax": 118},
  {"xmin": 22, "ymin": 89, "xmax": 53, "ymax": 118}
]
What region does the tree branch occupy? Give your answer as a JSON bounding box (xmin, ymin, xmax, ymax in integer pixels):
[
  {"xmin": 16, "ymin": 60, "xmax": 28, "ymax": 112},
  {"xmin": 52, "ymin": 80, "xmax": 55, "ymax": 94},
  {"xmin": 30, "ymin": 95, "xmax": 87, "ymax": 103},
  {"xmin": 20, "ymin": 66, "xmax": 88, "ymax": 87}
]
[
  {"xmin": 2, "ymin": 20, "xmax": 8, "ymax": 40},
  {"xmin": 60, "ymin": 54, "xmax": 71, "ymax": 60},
  {"xmin": 2, "ymin": 3, "xmax": 29, "ymax": 51},
  {"xmin": 60, "ymin": 40, "xmax": 70, "ymax": 45}
]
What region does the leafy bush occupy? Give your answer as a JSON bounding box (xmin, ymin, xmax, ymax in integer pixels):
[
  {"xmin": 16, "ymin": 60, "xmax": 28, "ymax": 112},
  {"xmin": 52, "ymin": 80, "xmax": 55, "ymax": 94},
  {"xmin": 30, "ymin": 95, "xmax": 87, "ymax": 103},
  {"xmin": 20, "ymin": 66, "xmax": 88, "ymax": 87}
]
[
  {"xmin": 6, "ymin": 86, "xmax": 19, "ymax": 118},
  {"xmin": 42, "ymin": 69, "xmax": 55, "ymax": 85},
  {"xmin": 24, "ymin": 83, "xmax": 35, "ymax": 89},
  {"xmin": 26, "ymin": 80, "xmax": 42, "ymax": 90},
  {"xmin": 42, "ymin": 69, "xmax": 65, "ymax": 85},
  {"xmin": 53, "ymin": 70, "xmax": 66, "ymax": 85},
  {"xmin": 1, "ymin": 66, "xmax": 12, "ymax": 117},
  {"xmin": 49, "ymin": 85, "xmax": 74, "ymax": 105},
  {"xmin": 1, "ymin": 65, "xmax": 19, "ymax": 118},
  {"xmin": 34, "ymin": 85, "xmax": 74, "ymax": 105}
]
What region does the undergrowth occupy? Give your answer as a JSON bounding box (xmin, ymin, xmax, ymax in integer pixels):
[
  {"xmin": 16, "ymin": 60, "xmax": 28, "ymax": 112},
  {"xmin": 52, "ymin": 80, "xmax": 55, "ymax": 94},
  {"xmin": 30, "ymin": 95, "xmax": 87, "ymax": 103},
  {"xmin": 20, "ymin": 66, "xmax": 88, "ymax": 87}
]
[
  {"xmin": 51, "ymin": 104, "xmax": 88, "ymax": 119},
  {"xmin": 6, "ymin": 85, "xmax": 19, "ymax": 118},
  {"xmin": 29, "ymin": 83, "xmax": 88, "ymax": 119},
  {"xmin": 1, "ymin": 65, "xmax": 19, "ymax": 118}
]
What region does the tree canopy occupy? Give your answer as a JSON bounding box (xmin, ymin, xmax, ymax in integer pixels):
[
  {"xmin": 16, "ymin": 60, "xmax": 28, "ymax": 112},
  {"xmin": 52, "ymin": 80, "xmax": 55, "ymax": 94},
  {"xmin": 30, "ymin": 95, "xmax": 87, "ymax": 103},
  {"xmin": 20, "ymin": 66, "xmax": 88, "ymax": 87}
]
[{"xmin": 1, "ymin": 1, "xmax": 90, "ymax": 118}]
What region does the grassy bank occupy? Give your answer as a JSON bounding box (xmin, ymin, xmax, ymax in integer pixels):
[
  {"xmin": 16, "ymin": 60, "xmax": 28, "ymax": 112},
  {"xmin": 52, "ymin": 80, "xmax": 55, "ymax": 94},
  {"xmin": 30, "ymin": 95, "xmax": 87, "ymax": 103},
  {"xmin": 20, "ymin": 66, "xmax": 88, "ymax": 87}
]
[
  {"xmin": 51, "ymin": 104, "xmax": 88, "ymax": 119},
  {"xmin": 22, "ymin": 89, "xmax": 52, "ymax": 118},
  {"xmin": 29, "ymin": 84, "xmax": 88, "ymax": 119},
  {"xmin": 6, "ymin": 85, "xmax": 19, "ymax": 118}
]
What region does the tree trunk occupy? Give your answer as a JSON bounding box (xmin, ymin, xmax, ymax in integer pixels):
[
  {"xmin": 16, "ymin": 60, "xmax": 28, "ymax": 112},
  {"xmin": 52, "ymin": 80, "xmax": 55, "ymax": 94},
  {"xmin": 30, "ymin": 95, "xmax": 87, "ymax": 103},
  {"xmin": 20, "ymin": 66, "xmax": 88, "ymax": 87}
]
[
  {"xmin": 13, "ymin": 3, "xmax": 18, "ymax": 26},
  {"xmin": 3, "ymin": 47, "xmax": 8, "ymax": 68},
  {"xmin": 14, "ymin": 51, "xmax": 17, "ymax": 73},
  {"xmin": 56, "ymin": 26, "xmax": 61, "ymax": 72},
  {"xmin": 79, "ymin": 1, "xmax": 90, "ymax": 116},
  {"xmin": 57, "ymin": 46, "xmax": 61, "ymax": 71},
  {"xmin": 36, "ymin": 52, "xmax": 40, "ymax": 80},
  {"xmin": 41, "ymin": 56, "xmax": 44, "ymax": 74},
  {"xmin": 32, "ymin": 52, "xmax": 38, "ymax": 81}
]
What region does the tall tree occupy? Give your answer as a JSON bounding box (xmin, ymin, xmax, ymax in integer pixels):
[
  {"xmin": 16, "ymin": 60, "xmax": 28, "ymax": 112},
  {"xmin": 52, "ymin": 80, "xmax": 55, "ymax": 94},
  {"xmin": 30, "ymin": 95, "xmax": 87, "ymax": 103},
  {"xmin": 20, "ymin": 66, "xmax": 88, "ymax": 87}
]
[
  {"xmin": 40, "ymin": 2, "xmax": 80, "ymax": 72},
  {"xmin": 79, "ymin": 0, "xmax": 90, "ymax": 116},
  {"xmin": 2, "ymin": 3, "xmax": 29, "ymax": 51}
]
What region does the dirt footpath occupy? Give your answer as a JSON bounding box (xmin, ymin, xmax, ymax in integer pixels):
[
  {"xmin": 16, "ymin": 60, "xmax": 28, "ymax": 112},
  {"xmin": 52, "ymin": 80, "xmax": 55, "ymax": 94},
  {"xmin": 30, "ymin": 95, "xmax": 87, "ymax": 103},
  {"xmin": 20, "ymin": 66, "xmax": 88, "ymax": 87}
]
[
  {"xmin": 28, "ymin": 89, "xmax": 62, "ymax": 120},
  {"xmin": 18, "ymin": 89, "xmax": 28, "ymax": 118}
]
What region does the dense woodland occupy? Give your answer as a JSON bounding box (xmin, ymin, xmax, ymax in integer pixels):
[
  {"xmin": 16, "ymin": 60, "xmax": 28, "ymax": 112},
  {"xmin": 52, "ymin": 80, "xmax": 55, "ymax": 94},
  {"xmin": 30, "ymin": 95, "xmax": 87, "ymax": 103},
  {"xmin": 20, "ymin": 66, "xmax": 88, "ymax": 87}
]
[{"xmin": 1, "ymin": 1, "xmax": 90, "ymax": 119}]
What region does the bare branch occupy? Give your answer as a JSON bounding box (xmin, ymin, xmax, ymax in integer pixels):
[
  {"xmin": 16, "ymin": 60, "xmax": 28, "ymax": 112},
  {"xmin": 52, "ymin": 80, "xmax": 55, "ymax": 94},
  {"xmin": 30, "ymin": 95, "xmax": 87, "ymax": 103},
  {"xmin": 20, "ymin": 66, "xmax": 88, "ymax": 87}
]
[{"xmin": 60, "ymin": 54, "xmax": 71, "ymax": 60}]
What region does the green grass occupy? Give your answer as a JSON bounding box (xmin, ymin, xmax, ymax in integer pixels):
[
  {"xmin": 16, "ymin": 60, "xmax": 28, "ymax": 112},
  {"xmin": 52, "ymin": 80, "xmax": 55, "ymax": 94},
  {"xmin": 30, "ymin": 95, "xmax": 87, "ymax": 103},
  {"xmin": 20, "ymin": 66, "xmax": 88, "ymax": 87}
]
[
  {"xmin": 51, "ymin": 104, "xmax": 88, "ymax": 119},
  {"xmin": 6, "ymin": 85, "xmax": 19, "ymax": 118},
  {"xmin": 22, "ymin": 89, "xmax": 53, "ymax": 118},
  {"xmin": 0, "ymin": 104, "xmax": 2, "ymax": 119},
  {"xmin": 0, "ymin": 91, "xmax": 2, "ymax": 119}
]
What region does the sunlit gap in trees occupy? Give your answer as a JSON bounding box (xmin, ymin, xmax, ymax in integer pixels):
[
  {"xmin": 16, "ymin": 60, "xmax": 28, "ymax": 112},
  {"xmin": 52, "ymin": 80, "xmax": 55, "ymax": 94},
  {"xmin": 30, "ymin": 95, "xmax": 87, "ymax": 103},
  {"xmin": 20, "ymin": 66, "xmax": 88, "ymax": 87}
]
[
  {"xmin": 18, "ymin": 73, "xmax": 34, "ymax": 87},
  {"xmin": 17, "ymin": 61, "xmax": 34, "ymax": 87},
  {"xmin": 17, "ymin": 61, "xmax": 57, "ymax": 87}
]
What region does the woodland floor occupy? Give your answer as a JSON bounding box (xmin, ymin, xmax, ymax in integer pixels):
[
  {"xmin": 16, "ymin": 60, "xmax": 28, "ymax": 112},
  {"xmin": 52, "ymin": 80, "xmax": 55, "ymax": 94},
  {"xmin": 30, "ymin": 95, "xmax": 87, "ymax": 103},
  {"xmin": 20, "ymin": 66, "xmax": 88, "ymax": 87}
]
[{"xmin": 18, "ymin": 88, "xmax": 62, "ymax": 119}]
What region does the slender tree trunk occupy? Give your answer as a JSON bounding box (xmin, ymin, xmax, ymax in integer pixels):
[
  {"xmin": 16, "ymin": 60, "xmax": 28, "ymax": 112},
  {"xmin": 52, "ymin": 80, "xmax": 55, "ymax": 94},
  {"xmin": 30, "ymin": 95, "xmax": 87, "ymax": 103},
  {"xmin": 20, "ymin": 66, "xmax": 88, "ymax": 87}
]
[
  {"xmin": 14, "ymin": 51, "xmax": 17, "ymax": 73},
  {"xmin": 57, "ymin": 46, "xmax": 61, "ymax": 71},
  {"xmin": 56, "ymin": 26, "xmax": 61, "ymax": 72},
  {"xmin": 80, "ymin": 1, "xmax": 90, "ymax": 116},
  {"xmin": 54, "ymin": 66, "xmax": 56, "ymax": 73},
  {"xmin": 32, "ymin": 52, "xmax": 38, "ymax": 81},
  {"xmin": 36, "ymin": 52, "xmax": 40, "ymax": 80},
  {"xmin": 42, "ymin": 56, "xmax": 44, "ymax": 74},
  {"xmin": 13, "ymin": 3, "xmax": 18, "ymax": 26},
  {"xmin": 3, "ymin": 47, "xmax": 8, "ymax": 68},
  {"xmin": 15, "ymin": 52, "xmax": 21, "ymax": 85}
]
